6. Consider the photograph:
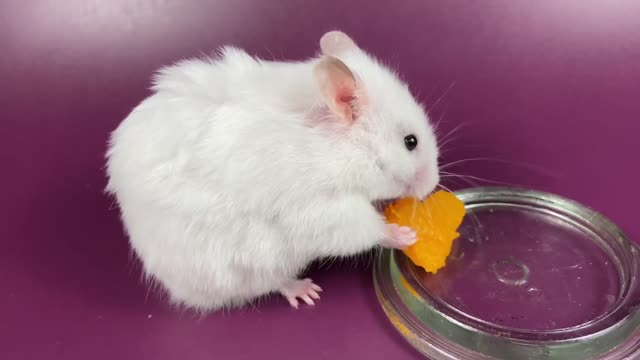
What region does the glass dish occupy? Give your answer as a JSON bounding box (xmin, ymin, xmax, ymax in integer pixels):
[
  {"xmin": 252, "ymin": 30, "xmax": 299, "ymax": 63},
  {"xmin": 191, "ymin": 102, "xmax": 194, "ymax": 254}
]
[{"xmin": 373, "ymin": 187, "xmax": 640, "ymax": 359}]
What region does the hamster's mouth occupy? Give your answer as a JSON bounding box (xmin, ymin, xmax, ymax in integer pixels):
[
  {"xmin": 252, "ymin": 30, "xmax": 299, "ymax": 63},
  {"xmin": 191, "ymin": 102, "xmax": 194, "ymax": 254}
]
[{"xmin": 372, "ymin": 179, "xmax": 420, "ymax": 214}]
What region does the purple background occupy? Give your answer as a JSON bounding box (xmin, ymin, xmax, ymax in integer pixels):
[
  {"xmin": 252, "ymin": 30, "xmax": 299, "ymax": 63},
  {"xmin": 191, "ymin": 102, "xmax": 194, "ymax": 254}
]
[{"xmin": 2, "ymin": 1, "xmax": 639, "ymax": 359}]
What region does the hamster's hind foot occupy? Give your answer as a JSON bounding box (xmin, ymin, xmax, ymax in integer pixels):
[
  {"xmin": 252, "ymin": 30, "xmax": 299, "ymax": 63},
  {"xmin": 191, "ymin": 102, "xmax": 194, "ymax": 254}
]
[{"xmin": 280, "ymin": 278, "xmax": 322, "ymax": 309}]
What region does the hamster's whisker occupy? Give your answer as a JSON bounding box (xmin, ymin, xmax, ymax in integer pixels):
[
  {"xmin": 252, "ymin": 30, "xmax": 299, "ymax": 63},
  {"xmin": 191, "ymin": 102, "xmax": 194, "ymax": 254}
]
[
  {"xmin": 438, "ymin": 135, "xmax": 464, "ymax": 156},
  {"xmin": 430, "ymin": 81, "xmax": 456, "ymax": 113},
  {"xmin": 439, "ymin": 157, "xmax": 505, "ymax": 170},
  {"xmin": 436, "ymin": 183, "xmax": 454, "ymax": 193},
  {"xmin": 441, "ymin": 172, "xmax": 516, "ymax": 187},
  {"xmin": 438, "ymin": 122, "xmax": 467, "ymax": 146},
  {"xmin": 440, "ymin": 158, "xmax": 558, "ymax": 179}
]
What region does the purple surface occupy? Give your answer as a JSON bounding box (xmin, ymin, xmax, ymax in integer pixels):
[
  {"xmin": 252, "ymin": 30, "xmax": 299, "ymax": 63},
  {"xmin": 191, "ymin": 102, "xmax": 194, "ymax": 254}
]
[{"xmin": 2, "ymin": 1, "xmax": 639, "ymax": 359}]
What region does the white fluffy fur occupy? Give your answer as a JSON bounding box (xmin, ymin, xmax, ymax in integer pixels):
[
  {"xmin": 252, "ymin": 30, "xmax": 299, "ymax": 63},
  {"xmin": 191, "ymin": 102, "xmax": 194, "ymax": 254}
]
[{"xmin": 105, "ymin": 32, "xmax": 439, "ymax": 311}]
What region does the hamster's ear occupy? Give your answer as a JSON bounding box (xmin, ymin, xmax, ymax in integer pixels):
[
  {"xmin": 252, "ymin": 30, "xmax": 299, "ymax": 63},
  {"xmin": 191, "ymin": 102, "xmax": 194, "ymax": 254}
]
[
  {"xmin": 320, "ymin": 31, "xmax": 359, "ymax": 56},
  {"xmin": 313, "ymin": 56, "xmax": 359, "ymax": 122}
]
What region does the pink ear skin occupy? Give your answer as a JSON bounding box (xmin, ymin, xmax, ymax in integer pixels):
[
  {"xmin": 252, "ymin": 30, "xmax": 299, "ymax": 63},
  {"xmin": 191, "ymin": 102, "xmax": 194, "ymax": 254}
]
[
  {"xmin": 320, "ymin": 31, "xmax": 359, "ymax": 57},
  {"xmin": 313, "ymin": 56, "xmax": 358, "ymax": 122}
]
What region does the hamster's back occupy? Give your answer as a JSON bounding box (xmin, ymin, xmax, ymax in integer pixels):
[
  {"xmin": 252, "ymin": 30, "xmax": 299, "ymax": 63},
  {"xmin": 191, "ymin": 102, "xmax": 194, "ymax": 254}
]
[
  {"xmin": 105, "ymin": 47, "xmax": 338, "ymax": 309},
  {"xmin": 107, "ymin": 47, "xmax": 324, "ymax": 209}
]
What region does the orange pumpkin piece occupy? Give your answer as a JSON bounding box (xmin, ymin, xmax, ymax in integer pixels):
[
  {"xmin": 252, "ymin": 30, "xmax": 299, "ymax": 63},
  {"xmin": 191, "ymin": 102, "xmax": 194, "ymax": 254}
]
[{"xmin": 384, "ymin": 190, "xmax": 466, "ymax": 273}]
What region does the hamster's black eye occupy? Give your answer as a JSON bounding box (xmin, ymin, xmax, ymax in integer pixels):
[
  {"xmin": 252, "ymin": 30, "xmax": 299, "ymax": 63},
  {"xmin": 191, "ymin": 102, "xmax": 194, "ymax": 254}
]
[{"xmin": 404, "ymin": 134, "xmax": 418, "ymax": 151}]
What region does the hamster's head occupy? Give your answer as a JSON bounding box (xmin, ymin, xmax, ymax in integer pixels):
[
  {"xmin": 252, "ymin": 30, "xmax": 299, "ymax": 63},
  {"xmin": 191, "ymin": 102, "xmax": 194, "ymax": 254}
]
[{"xmin": 313, "ymin": 31, "xmax": 439, "ymax": 201}]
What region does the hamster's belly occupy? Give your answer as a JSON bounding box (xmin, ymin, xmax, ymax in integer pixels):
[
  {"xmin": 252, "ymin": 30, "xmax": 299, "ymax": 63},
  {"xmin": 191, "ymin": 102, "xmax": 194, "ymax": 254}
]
[{"xmin": 118, "ymin": 195, "xmax": 311, "ymax": 300}]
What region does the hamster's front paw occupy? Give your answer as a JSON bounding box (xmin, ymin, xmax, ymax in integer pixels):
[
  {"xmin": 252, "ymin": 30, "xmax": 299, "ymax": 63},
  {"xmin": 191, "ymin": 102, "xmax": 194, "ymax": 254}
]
[
  {"xmin": 280, "ymin": 278, "xmax": 323, "ymax": 309},
  {"xmin": 381, "ymin": 224, "xmax": 417, "ymax": 250}
]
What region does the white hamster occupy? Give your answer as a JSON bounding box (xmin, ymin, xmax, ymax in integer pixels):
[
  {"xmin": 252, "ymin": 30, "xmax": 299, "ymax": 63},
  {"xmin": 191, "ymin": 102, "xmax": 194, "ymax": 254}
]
[{"xmin": 105, "ymin": 31, "xmax": 440, "ymax": 311}]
